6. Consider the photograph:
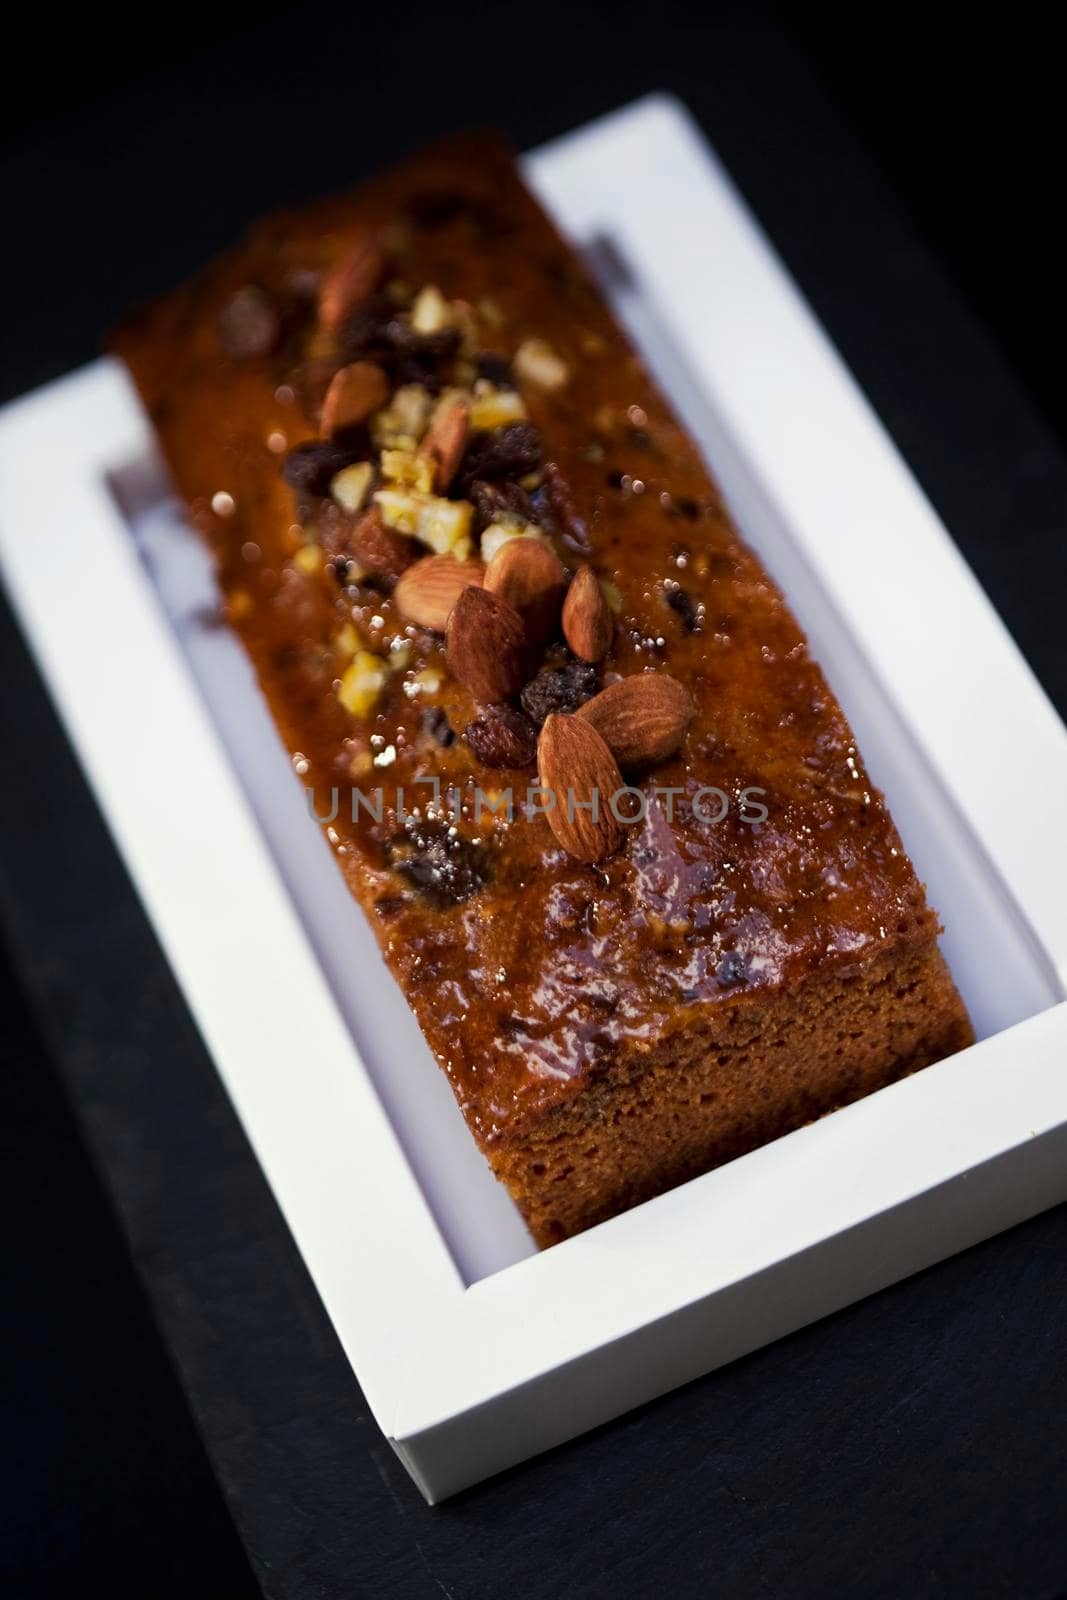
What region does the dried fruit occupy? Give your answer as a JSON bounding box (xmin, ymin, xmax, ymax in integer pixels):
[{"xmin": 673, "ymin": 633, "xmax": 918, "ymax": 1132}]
[
  {"xmin": 536, "ymin": 714, "xmax": 625, "ymax": 863},
  {"xmin": 347, "ymin": 504, "xmax": 418, "ymax": 580},
  {"xmin": 394, "ymin": 554, "xmax": 484, "ymax": 632},
  {"xmin": 464, "ymin": 705, "xmax": 538, "ymax": 769},
  {"xmin": 420, "ymin": 706, "xmax": 456, "ymax": 747},
  {"xmin": 520, "ymin": 659, "xmax": 599, "ymax": 724},
  {"xmin": 218, "ymin": 286, "xmax": 280, "ymax": 359},
  {"xmin": 283, "ymin": 439, "xmax": 363, "ymax": 497},
  {"xmin": 577, "ymin": 673, "xmax": 695, "ymax": 769},
  {"xmin": 458, "ymin": 422, "xmax": 542, "ymax": 491},
  {"xmin": 385, "ymin": 816, "xmax": 489, "ymax": 907},
  {"xmin": 386, "ymin": 318, "xmax": 462, "ymax": 361},
  {"xmin": 469, "ymin": 478, "xmax": 535, "ymax": 534},
  {"xmin": 320, "ymin": 361, "xmax": 390, "ymax": 438},
  {"xmin": 562, "ymin": 564, "xmax": 613, "ymax": 663},
  {"xmin": 538, "ymin": 461, "xmax": 591, "ymax": 554},
  {"xmin": 475, "ymin": 352, "xmax": 514, "ymax": 386},
  {"xmin": 665, "ymin": 582, "xmax": 702, "ymax": 633},
  {"xmin": 446, "ymin": 586, "xmax": 526, "ymax": 705},
  {"xmin": 484, "ymin": 536, "xmax": 565, "ymax": 652},
  {"xmin": 319, "ymin": 239, "xmax": 385, "ymax": 335},
  {"xmin": 418, "ymin": 395, "xmax": 470, "ymax": 492}
]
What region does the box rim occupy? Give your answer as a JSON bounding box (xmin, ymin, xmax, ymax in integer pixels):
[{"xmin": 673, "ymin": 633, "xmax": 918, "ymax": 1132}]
[{"xmin": 2, "ymin": 95, "xmax": 1067, "ymax": 1498}]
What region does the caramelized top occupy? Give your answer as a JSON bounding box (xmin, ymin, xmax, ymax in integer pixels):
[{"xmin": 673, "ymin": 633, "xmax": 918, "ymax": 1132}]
[{"xmin": 114, "ymin": 135, "xmax": 936, "ymax": 1144}]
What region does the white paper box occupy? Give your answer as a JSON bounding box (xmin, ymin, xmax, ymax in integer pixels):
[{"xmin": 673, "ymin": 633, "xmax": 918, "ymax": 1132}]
[{"xmin": 1, "ymin": 95, "xmax": 1066, "ymax": 1503}]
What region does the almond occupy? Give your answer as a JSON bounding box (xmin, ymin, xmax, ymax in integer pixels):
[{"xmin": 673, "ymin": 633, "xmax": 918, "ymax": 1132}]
[
  {"xmin": 537, "ymin": 714, "xmax": 625, "ymax": 863},
  {"xmin": 318, "ymin": 239, "xmax": 384, "ymax": 335},
  {"xmin": 320, "ymin": 361, "xmax": 390, "ymax": 438},
  {"xmin": 394, "ymin": 554, "xmax": 484, "ymax": 632},
  {"xmin": 418, "ymin": 396, "xmax": 469, "ymax": 492},
  {"xmin": 484, "ymin": 537, "xmax": 566, "ymax": 653},
  {"xmin": 577, "ymin": 673, "xmax": 695, "ymax": 769},
  {"xmin": 562, "ymin": 564, "xmax": 613, "ymax": 663},
  {"xmin": 446, "ymin": 586, "xmax": 526, "ymax": 704}
]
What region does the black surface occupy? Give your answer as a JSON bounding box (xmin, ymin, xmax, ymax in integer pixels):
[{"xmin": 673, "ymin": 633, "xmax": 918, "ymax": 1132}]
[{"xmin": 2, "ymin": 6, "xmax": 1067, "ymax": 1597}]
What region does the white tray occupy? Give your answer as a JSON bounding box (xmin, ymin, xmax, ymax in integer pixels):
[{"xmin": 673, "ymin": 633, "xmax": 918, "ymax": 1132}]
[{"xmin": 2, "ymin": 94, "xmax": 1066, "ymax": 1503}]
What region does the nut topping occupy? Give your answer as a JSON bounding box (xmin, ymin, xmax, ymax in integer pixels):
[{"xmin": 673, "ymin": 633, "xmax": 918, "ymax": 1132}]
[
  {"xmin": 320, "ymin": 361, "xmax": 390, "ymax": 438},
  {"xmin": 562, "ymin": 564, "xmax": 613, "ymax": 663},
  {"xmin": 483, "ymin": 537, "xmax": 565, "ymax": 652},
  {"xmin": 318, "ymin": 239, "xmax": 385, "ymax": 335},
  {"xmin": 537, "ymin": 714, "xmax": 625, "ymax": 864},
  {"xmin": 577, "ymin": 673, "xmax": 695, "ymax": 769},
  {"xmin": 446, "ymin": 585, "xmax": 526, "ymax": 704},
  {"xmin": 419, "ymin": 395, "xmax": 470, "ymax": 492},
  {"xmin": 513, "ymin": 338, "xmax": 569, "ymax": 390},
  {"xmin": 394, "ymin": 553, "xmax": 484, "ymax": 632}
]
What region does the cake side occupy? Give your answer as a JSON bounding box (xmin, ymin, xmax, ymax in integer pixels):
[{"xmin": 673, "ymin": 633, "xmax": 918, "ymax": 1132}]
[
  {"xmin": 494, "ymin": 938, "xmax": 972, "ymax": 1245},
  {"xmin": 113, "ymin": 133, "xmax": 973, "ymax": 1243}
]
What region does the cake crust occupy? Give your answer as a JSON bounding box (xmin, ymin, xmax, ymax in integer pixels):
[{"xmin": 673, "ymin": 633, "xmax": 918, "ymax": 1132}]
[{"xmin": 113, "ymin": 134, "xmax": 973, "ymax": 1244}]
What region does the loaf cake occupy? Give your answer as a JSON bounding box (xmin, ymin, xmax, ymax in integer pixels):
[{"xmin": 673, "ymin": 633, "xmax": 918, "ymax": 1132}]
[{"xmin": 114, "ymin": 134, "xmax": 973, "ymax": 1246}]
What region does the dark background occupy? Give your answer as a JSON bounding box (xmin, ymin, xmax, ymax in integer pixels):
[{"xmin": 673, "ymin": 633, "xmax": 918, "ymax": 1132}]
[{"xmin": 2, "ymin": 5, "xmax": 1065, "ymax": 1596}]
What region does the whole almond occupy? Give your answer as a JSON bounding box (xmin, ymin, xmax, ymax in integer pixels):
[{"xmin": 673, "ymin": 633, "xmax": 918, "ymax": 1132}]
[
  {"xmin": 562, "ymin": 564, "xmax": 613, "ymax": 663},
  {"xmin": 577, "ymin": 673, "xmax": 695, "ymax": 769},
  {"xmin": 318, "ymin": 239, "xmax": 384, "ymax": 334},
  {"xmin": 446, "ymin": 586, "xmax": 527, "ymax": 705},
  {"xmin": 484, "ymin": 538, "xmax": 566, "ymax": 652},
  {"xmin": 419, "ymin": 396, "xmax": 470, "ymax": 492},
  {"xmin": 537, "ymin": 714, "xmax": 625, "ymax": 863},
  {"xmin": 394, "ymin": 554, "xmax": 485, "ymax": 632},
  {"xmin": 320, "ymin": 361, "xmax": 390, "ymax": 438}
]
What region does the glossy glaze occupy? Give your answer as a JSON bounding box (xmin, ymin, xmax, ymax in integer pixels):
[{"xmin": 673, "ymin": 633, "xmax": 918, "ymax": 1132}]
[{"xmin": 115, "ymin": 136, "xmax": 936, "ymax": 1145}]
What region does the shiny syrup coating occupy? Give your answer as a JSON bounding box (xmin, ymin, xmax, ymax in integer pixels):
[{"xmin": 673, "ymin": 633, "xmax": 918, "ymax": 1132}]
[{"xmin": 114, "ymin": 136, "xmax": 935, "ymax": 1146}]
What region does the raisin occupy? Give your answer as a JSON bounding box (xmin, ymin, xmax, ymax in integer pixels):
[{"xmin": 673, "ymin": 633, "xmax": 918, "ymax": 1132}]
[
  {"xmin": 538, "ymin": 461, "xmax": 591, "ymax": 554},
  {"xmin": 217, "ymin": 286, "xmax": 280, "ymax": 359},
  {"xmin": 464, "ymin": 705, "xmax": 538, "ymax": 769},
  {"xmin": 458, "ymin": 423, "xmax": 541, "ymax": 492},
  {"xmin": 474, "ymin": 351, "xmax": 515, "ymax": 387},
  {"xmin": 282, "ymin": 439, "xmax": 362, "ymax": 497},
  {"xmin": 348, "ymin": 505, "xmax": 418, "ymax": 581},
  {"xmin": 520, "ymin": 659, "xmax": 600, "ymax": 725},
  {"xmin": 666, "ymin": 583, "xmax": 701, "ymax": 632},
  {"xmin": 468, "ymin": 478, "xmax": 535, "ymax": 533},
  {"xmin": 339, "ymin": 306, "xmax": 461, "ymax": 386},
  {"xmin": 337, "ymin": 298, "xmax": 395, "ymax": 360},
  {"xmin": 385, "ymin": 318, "xmax": 462, "ymax": 362},
  {"xmin": 374, "ymin": 896, "xmax": 407, "ymax": 921},
  {"xmin": 385, "ymin": 817, "xmax": 489, "ymax": 907},
  {"xmin": 421, "ymin": 707, "xmax": 456, "ymax": 747}
]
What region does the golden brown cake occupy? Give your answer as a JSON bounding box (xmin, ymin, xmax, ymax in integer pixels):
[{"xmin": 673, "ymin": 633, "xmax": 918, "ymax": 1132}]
[{"xmin": 113, "ymin": 134, "xmax": 974, "ymax": 1246}]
